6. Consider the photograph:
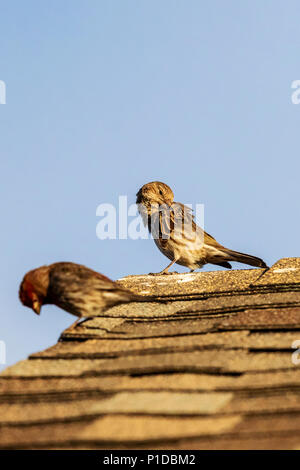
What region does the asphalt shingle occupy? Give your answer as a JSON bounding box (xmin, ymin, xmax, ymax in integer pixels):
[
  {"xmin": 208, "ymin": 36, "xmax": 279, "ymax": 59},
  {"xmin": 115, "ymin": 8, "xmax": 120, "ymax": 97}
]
[{"xmin": 2, "ymin": 257, "xmax": 300, "ymax": 449}]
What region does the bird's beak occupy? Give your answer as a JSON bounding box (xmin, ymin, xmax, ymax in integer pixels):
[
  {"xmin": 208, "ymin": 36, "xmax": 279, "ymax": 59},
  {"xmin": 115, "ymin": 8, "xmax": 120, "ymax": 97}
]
[{"xmin": 32, "ymin": 300, "xmax": 41, "ymax": 315}]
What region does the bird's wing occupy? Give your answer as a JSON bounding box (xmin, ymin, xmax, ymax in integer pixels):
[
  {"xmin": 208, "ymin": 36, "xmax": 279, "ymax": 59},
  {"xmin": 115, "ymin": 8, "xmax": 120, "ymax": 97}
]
[
  {"xmin": 47, "ymin": 262, "xmax": 136, "ymax": 317},
  {"xmin": 203, "ymin": 230, "xmax": 226, "ymax": 248},
  {"xmin": 167, "ymin": 202, "xmax": 203, "ymax": 241},
  {"xmin": 49, "ymin": 262, "xmax": 117, "ymax": 290},
  {"xmin": 162, "ymin": 202, "xmax": 225, "ymax": 248},
  {"xmin": 48, "ymin": 262, "xmax": 134, "ymax": 307}
]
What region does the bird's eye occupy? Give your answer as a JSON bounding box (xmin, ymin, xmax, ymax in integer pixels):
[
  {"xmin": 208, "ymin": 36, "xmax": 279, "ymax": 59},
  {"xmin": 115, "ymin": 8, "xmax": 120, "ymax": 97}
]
[{"xmin": 159, "ymin": 190, "xmax": 163, "ymax": 195}]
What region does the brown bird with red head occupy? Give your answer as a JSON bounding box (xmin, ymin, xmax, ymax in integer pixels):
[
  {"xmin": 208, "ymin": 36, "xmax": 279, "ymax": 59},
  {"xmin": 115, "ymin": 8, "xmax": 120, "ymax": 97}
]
[{"xmin": 19, "ymin": 262, "xmax": 159, "ymax": 318}]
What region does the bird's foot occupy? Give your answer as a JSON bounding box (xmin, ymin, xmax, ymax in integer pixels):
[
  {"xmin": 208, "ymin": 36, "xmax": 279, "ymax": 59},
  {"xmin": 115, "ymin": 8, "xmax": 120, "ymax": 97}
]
[{"xmin": 148, "ymin": 271, "xmax": 179, "ymax": 276}]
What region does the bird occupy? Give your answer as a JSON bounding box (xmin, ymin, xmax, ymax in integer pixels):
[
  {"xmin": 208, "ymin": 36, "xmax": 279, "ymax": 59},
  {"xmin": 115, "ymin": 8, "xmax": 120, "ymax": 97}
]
[
  {"xmin": 136, "ymin": 181, "xmax": 268, "ymax": 275},
  {"xmin": 19, "ymin": 262, "xmax": 162, "ymax": 317}
]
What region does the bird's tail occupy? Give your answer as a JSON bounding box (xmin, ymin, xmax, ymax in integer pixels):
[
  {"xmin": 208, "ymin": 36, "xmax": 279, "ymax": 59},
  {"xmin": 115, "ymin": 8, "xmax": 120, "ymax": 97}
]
[{"xmin": 222, "ymin": 248, "xmax": 268, "ymax": 268}]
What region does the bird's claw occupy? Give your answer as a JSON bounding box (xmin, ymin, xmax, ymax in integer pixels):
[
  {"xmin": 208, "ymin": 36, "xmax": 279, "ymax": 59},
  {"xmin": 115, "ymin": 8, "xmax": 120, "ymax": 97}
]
[{"xmin": 148, "ymin": 271, "xmax": 178, "ymax": 276}]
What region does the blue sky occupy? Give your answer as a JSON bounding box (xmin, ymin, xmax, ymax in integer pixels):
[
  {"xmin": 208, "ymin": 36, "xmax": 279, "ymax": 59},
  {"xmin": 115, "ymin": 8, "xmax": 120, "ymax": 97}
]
[{"xmin": 1, "ymin": 0, "xmax": 300, "ymax": 369}]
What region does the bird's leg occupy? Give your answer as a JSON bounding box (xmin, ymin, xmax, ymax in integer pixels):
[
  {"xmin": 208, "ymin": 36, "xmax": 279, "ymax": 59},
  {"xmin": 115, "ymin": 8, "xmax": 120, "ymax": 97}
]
[{"xmin": 149, "ymin": 259, "xmax": 178, "ymax": 276}]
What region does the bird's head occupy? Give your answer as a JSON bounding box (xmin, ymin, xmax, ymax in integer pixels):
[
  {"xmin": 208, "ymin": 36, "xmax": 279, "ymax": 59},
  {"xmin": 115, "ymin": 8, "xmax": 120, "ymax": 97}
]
[
  {"xmin": 19, "ymin": 265, "xmax": 50, "ymax": 315},
  {"xmin": 136, "ymin": 181, "xmax": 174, "ymax": 209}
]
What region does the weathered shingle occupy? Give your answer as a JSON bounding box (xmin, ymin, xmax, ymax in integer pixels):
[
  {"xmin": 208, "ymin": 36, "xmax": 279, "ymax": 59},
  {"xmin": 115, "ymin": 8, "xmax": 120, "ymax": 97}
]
[{"xmin": 2, "ymin": 258, "xmax": 300, "ymax": 449}]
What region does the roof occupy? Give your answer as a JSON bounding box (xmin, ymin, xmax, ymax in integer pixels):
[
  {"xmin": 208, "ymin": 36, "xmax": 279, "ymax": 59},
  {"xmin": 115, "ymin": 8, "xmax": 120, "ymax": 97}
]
[{"xmin": 1, "ymin": 257, "xmax": 300, "ymax": 449}]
